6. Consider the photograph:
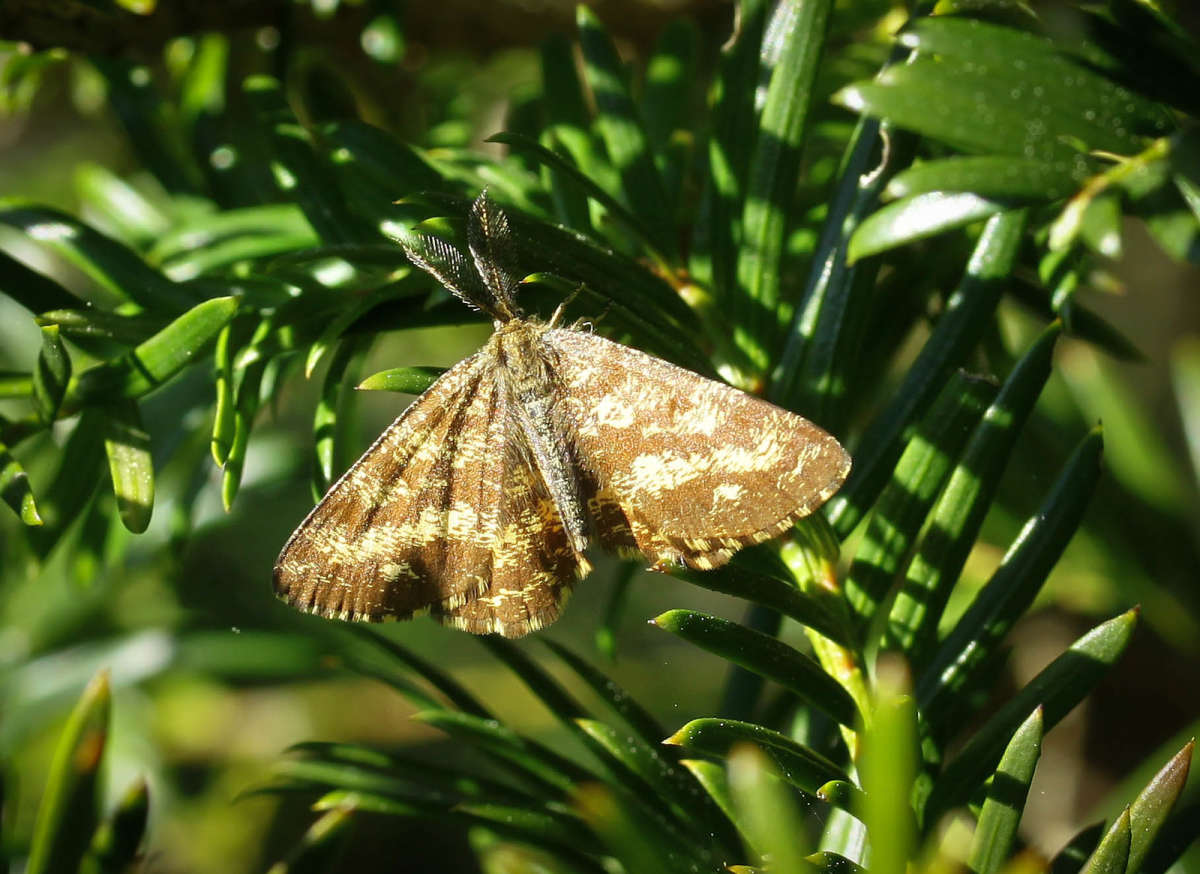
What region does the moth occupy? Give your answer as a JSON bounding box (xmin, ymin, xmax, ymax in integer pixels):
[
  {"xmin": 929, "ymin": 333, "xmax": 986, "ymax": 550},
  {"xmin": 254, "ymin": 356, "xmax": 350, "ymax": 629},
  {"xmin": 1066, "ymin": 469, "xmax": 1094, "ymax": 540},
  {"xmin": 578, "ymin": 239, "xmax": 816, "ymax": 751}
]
[{"xmin": 274, "ymin": 192, "xmax": 850, "ymax": 638}]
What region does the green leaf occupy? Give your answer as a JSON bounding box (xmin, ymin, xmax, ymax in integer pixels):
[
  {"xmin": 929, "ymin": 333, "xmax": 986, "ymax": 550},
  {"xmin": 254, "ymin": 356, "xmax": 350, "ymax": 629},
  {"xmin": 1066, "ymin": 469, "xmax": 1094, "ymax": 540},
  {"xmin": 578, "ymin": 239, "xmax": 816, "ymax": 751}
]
[
  {"xmin": 1062, "ymin": 346, "xmax": 1188, "ymax": 515},
  {"xmin": 263, "ymin": 243, "xmax": 411, "ymax": 278},
  {"xmin": 321, "ymin": 120, "xmax": 443, "ymax": 194},
  {"xmin": 149, "ymin": 203, "xmax": 316, "ymax": 266},
  {"xmin": 595, "ymin": 559, "xmax": 638, "ymax": 660},
  {"xmin": 641, "ymin": 19, "xmax": 697, "ymax": 208},
  {"xmin": 33, "ymin": 324, "xmax": 70, "ymax": 423},
  {"xmin": 733, "ymin": 0, "xmax": 834, "ymax": 372},
  {"xmin": 231, "ymin": 303, "xmax": 334, "ymax": 372},
  {"xmin": 715, "ymin": 604, "xmax": 783, "ymax": 725},
  {"xmin": 30, "ymin": 408, "xmax": 107, "ymax": 555},
  {"xmin": 574, "ymin": 718, "xmax": 741, "ymax": 859},
  {"xmin": 815, "ymin": 780, "xmax": 868, "ymax": 816},
  {"xmin": 728, "ymin": 743, "xmax": 811, "ymax": 871},
  {"xmin": 1080, "ymin": 809, "xmax": 1132, "ymax": 874},
  {"xmin": 845, "ymin": 372, "xmax": 998, "ymax": 626},
  {"xmin": 89, "ymin": 57, "xmax": 204, "ymax": 196},
  {"xmin": 1081, "ymin": 2, "xmax": 1200, "ymax": 117},
  {"xmin": 455, "ymin": 801, "xmax": 604, "ymax": 859},
  {"xmin": 36, "ymin": 308, "xmax": 162, "ymax": 346},
  {"xmin": 1127, "ymin": 741, "xmax": 1195, "ymax": 873},
  {"xmin": 0, "ymin": 204, "xmax": 197, "ymax": 312},
  {"xmin": 69, "ymin": 490, "xmax": 124, "ymax": 586},
  {"xmin": 678, "ymin": 759, "xmax": 742, "ymax": 844},
  {"xmin": 312, "ymin": 336, "xmax": 369, "ymax": 500},
  {"xmin": 475, "ymin": 636, "xmax": 587, "ymax": 724},
  {"xmin": 849, "ymin": 193, "xmax": 1008, "ymax": 262},
  {"xmin": 265, "ymin": 806, "xmax": 354, "ymax": 874},
  {"xmin": 827, "ymin": 209, "xmax": 1028, "ymax": 535},
  {"xmin": 837, "ymin": 20, "xmax": 1168, "ymax": 162},
  {"xmin": 1138, "ymin": 798, "xmax": 1200, "ymax": 874},
  {"xmin": 968, "ymin": 708, "xmax": 1044, "ymax": 874},
  {"xmin": 0, "ymin": 249, "xmax": 80, "ymax": 312},
  {"xmin": 165, "ymin": 232, "xmax": 321, "ymax": 281},
  {"xmin": 285, "ymin": 741, "xmax": 537, "ymax": 806},
  {"xmin": 1073, "ymin": 192, "xmax": 1124, "ymax": 258},
  {"xmin": 918, "ymin": 428, "xmax": 1104, "ymax": 730},
  {"xmin": 653, "ymin": 609, "xmax": 859, "ymax": 727},
  {"xmin": 26, "ymin": 670, "xmax": 110, "ymax": 874},
  {"xmin": 670, "ymin": 558, "xmax": 852, "ymax": 647},
  {"xmin": 768, "ymin": 115, "xmax": 900, "ymax": 425},
  {"xmin": 356, "ymin": 366, "xmax": 445, "ymax": 394},
  {"xmin": 74, "ymin": 163, "xmax": 169, "ymax": 244},
  {"xmin": 101, "ymin": 400, "xmax": 154, "ymax": 534},
  {"xmin": 0, "ymin": 370, "xmax": 31, "ymax": 398},
  {"xmin": 242, "ymin": 76, "xmax": 370, "ymax": 244},
  {"xmin": 344, "ymin": 626, "xmax": 492, "ymax": 718},
  {"xmin": 807, "ymin": 851, "xmax": 867, "ymax": 874},
  {"xmin": 665, "ymin": 718, "xmax": 849, "ymax": 793},
  {"xmin": 488, "ymin": 132, "xmax": 657, "ymax": 252},
  {"xmin": 858, "ymin": 682, "xmax": 917, "ymax": 874},
  {"xmin": 887, "ymin": 323, "xmax": 1061, "ymax": 665},
  {"xmin": 82, "ymin": 777, "xmax": 149, "ymax": 874},
  {"xmin": 898, "ymin": 18, "xmax": 1172, "ymax": 142},
  {"xmin": 574, "ymin": 784, "xmax": 697, "ymax": 874},
  {"xmin": 641, "ymin": 18, "xmax": 697, "ymax": 153},
  {"xmin": 210, "ymin": 320, "xmax": 236, "ymax": 466},
  {"xmin": 271, "ymin": 753, "xmax": 461, "ymax": 806},
  {"xmin": 0, "ymin": 438, "xmax": 42, "ymax": 525},
  {"xmin": 1006, "ymin": 277, "xmax": 1142, "ymax": 362},
  {"xmin": 300, "ymin": 789, "xmax": 420, "ymax": 817},
  {"xmin": 412, "ymin": 710, "xmax": 585, "ymax": 796},
  {"xmin": 73, "ymin": 296, "xmax": 239, "ymax": 402},
  {"xmin": 475, "ymin": 637, "xmax": 709, "ymax": 849},
  {"xmin": 690, "ymin": 0, "xmax": 767, "ymax": 302},
  {"xmin": 221, "ymin": 356, "xmax": 265, "ymax": 511},
  {"xmin": 886, "ymin": 157, "xmax": 1088, "ymax": 202},
  {"xmin": 927, "ymin": 610, "xmax": 1139, "ymax": 820},
  {"xmin": 304, "ymin": 287, "xmax": 399, "ymax": 378},
  {"xmin": 1051, "ymin": 823, "xmax": 1106, "ymax": 874},
  {"xmin": 539, "ymin": 34, "xmax": 608, "ymax": 226},
  {"xmin": 178, "ymin": 33, "xmax": 229, "ymax": 127},
  {"xmin": 575, "ymin": 6, "xmax": 670, "ymax": 253},
  {"xmin": 540, "ymin": 639, "xmax": 665, "ymax": 748}
]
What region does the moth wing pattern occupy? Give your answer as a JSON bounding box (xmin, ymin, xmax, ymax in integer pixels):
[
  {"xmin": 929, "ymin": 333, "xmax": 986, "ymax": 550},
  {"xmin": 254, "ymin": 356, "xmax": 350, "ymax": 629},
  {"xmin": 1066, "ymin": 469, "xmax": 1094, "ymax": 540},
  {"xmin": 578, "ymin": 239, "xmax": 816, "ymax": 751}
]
[
  {"xmin": 274, "ymin": 352, "xmax": 502, "ymax": 620},
  {"xmin": 431, "ymin": 411, "xmax": 589, "ymax": 637},
  {"xmin": 273, "ymin": 348, "xmax": 588, "ymax": 637},
  {"xmin": 545, "ymin": 328, "xmax": 852, "ymax": 570}
]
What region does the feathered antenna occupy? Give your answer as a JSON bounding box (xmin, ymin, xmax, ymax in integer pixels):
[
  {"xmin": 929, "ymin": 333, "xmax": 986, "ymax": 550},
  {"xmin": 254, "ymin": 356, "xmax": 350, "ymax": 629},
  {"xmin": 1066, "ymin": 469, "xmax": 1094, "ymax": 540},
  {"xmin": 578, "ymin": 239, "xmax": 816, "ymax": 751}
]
[
  {"xmin": 395, "ymin": 190, "xmax": 523, "ymax": 323},
  {"xmin": 467, "ymin": 190, "xmax": 522, "ymax": 320}
]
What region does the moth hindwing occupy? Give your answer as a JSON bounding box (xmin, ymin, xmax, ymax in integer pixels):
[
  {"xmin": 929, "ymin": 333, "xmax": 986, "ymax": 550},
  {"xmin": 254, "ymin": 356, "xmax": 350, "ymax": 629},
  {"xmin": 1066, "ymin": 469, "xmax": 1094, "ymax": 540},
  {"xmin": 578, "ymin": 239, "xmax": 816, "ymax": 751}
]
[{"xmin": 274, "ymin": 191, "xmax": 851, "ymax": 638}]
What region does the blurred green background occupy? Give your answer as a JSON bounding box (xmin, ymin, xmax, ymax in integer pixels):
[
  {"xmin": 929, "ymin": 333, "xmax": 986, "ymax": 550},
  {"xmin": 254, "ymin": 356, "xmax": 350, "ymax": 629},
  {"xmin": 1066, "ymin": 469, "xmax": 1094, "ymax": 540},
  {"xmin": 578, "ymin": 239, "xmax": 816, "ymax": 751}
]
[{"xmin": 1, "ymin": 1, "xmax": 1199, "ymax": 872}]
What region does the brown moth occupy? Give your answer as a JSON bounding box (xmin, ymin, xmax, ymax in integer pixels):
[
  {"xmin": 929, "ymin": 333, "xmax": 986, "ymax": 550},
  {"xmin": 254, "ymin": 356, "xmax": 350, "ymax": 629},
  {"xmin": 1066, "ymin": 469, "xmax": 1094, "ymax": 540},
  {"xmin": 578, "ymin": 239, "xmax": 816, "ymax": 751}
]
[{"xmin": 274, "ymin": 192, "xmax": 850, "ymax": 638}]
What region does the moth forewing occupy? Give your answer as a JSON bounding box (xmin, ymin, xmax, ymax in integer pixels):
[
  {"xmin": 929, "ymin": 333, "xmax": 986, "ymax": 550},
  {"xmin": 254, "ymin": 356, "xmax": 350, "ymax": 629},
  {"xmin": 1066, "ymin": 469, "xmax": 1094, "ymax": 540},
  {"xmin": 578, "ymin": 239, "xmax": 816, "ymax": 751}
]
[
  {"xmin": 543, "ymin": 327, "xmax": 852, "ymax": 570},
  {"xmin": 273, "ymin": 352, "xmax": 500, "ymax": 621}
]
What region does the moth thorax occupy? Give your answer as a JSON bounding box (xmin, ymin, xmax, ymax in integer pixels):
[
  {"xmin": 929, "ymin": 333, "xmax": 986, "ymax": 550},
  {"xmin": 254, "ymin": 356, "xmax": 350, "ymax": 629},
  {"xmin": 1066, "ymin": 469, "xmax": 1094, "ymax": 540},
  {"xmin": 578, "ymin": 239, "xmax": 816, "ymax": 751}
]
[{"xmin": 492, "ymin": 319, "xmax": 553, "ymax": 381}]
